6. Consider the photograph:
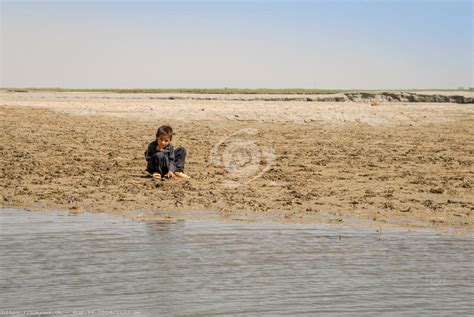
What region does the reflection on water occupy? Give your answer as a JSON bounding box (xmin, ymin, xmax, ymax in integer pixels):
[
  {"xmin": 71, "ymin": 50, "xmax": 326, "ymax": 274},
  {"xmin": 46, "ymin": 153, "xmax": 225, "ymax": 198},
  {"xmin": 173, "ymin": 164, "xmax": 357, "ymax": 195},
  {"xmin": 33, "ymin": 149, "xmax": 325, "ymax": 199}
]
[{"xmin": 1, "ymin": 209, "xmax": 473, "ymax": 316}]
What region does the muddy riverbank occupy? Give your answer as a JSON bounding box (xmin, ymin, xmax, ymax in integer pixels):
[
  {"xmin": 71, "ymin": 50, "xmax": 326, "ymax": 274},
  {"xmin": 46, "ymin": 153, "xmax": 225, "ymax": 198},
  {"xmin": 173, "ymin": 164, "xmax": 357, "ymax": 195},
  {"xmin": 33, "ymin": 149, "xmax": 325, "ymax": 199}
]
[{"xmin": 1, "ymin": 92, "xmax": 473, "ymax": 232}]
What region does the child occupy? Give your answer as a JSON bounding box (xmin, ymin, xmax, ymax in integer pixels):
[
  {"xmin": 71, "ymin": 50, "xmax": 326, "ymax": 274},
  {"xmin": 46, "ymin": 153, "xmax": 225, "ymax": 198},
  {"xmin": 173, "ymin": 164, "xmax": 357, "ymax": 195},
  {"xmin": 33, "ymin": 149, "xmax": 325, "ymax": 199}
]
[{"xmin": 144, "ymin": 125, "xmax": 190, "ymax": 179}]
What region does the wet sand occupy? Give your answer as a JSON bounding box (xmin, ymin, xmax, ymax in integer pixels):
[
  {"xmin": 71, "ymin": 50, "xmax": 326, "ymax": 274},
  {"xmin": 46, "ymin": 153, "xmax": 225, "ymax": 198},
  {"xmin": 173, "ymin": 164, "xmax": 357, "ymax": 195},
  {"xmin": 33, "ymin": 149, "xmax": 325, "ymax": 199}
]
[{"xmin": 1, "ymin": 92, "xmax": 473, "ymax": 232}]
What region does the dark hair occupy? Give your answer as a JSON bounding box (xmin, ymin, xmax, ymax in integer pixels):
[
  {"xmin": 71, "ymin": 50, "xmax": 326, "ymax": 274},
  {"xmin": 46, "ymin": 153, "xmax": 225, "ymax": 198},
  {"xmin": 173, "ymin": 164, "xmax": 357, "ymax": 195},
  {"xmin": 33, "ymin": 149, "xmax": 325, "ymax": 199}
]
[{"xmin": 156, "ymin": 125, "xmax": 174, "ymax": 139}]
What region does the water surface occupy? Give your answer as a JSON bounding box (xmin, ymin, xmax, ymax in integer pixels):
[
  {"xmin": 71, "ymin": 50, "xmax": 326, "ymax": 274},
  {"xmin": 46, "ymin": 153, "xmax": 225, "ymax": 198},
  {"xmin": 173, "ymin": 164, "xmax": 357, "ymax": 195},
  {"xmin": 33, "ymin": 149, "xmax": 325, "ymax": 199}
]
[{"xmin": 1, "ymin": 209, "xmax": 473, "ymax": 316}]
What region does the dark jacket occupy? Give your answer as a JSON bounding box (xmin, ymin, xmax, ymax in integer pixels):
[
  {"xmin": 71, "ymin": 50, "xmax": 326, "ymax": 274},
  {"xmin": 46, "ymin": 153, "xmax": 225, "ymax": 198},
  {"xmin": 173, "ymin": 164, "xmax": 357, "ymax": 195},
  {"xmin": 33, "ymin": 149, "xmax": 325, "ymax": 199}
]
[{"xmin": 144, "ymin": 141, "xmax": 177, "ymax": 172}]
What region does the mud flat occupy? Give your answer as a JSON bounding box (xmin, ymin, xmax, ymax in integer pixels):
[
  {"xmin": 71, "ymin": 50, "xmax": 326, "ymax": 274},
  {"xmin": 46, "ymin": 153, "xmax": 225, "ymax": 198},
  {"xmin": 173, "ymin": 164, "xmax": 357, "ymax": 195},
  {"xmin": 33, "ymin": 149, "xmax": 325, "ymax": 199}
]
[{"xmin": 1, "ymin": 91, "xmax": 473, "ymax": 233}]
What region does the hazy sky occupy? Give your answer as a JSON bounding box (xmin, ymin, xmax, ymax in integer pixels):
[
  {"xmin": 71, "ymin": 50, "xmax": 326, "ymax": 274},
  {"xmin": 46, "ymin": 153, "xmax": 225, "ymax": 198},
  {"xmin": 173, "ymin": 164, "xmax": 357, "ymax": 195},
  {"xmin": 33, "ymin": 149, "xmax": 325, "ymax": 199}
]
[{"xmin": 1, "ymin": 0, "xmax": 472, "ymax": 89}]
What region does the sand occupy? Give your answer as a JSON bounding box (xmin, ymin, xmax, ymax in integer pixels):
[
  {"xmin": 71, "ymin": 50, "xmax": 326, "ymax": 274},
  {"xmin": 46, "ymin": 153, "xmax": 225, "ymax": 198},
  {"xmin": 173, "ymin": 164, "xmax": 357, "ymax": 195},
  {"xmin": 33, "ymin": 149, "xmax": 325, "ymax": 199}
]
[{"xmin": 1, "ymin": 92, "xmax": 473, "ymax": 233}]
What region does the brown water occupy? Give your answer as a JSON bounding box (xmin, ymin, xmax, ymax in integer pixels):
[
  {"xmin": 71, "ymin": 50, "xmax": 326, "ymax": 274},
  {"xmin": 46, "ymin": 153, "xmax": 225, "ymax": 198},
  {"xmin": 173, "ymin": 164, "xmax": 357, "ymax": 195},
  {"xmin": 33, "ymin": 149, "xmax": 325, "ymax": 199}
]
[{"xmin": 1, "ymin": 208, "xmax": 473, "ymax": 316}]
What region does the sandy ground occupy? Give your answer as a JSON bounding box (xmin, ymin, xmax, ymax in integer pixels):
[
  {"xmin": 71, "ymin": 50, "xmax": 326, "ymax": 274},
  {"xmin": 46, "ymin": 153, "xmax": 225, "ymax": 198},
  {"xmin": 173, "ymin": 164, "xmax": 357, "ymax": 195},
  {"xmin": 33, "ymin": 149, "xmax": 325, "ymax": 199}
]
[{"xmin": 1, "ymin": 92, "xmax": 473, "ymax": 233}]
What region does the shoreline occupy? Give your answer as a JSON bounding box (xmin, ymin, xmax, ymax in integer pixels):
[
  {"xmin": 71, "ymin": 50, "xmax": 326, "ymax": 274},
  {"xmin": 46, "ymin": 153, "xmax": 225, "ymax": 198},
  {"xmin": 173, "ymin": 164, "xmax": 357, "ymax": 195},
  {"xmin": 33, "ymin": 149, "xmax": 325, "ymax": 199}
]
[
  {"xmin": 3, "ymin": 206, "xmax": 473, "ymax": 237},
  {"xmin": 1, "ymin": 92, "xmax": 473, "ymax": 234}
]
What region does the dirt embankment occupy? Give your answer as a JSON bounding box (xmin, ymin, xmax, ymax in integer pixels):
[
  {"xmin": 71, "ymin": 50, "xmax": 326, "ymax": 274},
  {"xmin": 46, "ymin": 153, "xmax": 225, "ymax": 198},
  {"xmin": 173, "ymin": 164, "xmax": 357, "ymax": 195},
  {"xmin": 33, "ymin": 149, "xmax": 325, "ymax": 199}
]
[
  {"xmin": 4, "ymin": 90, "xmax": 473, "ymax": 103},
  {"xmin": 1, "ymin": 91, "xmax": 472, "ymax": 126},
  {"xmin": 344, "ymin": 92, "xmax": 473, "ymax": 104},
  {"xmin": 176, "ymin": 92, "xmax": 473, "ymax": 104}
]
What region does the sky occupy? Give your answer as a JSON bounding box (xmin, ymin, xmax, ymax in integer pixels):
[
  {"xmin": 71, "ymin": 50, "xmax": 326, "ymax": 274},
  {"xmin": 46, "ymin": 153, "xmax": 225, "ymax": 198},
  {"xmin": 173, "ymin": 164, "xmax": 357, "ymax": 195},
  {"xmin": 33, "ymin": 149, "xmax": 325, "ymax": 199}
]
[{"xmin": 1, "ymin": 0, "xmax": 472, "ymax": 89}]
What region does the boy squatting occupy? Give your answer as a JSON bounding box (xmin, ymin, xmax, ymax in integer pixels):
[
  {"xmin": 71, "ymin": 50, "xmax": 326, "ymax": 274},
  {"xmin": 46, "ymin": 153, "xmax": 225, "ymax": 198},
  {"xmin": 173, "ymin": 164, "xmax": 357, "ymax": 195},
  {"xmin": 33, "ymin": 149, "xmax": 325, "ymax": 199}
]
[{"xmin": 144, "ymin": 125, "xmax": 191, "ymax": 179}]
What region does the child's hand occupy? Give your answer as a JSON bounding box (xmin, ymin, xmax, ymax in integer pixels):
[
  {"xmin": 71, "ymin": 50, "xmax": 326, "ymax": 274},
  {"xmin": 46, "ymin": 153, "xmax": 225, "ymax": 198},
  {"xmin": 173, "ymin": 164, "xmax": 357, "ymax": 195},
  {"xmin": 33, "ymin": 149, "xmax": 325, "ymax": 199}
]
[{"xmin": 166, "ymin": 171, "xmax": 175, "ymax": 178}]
